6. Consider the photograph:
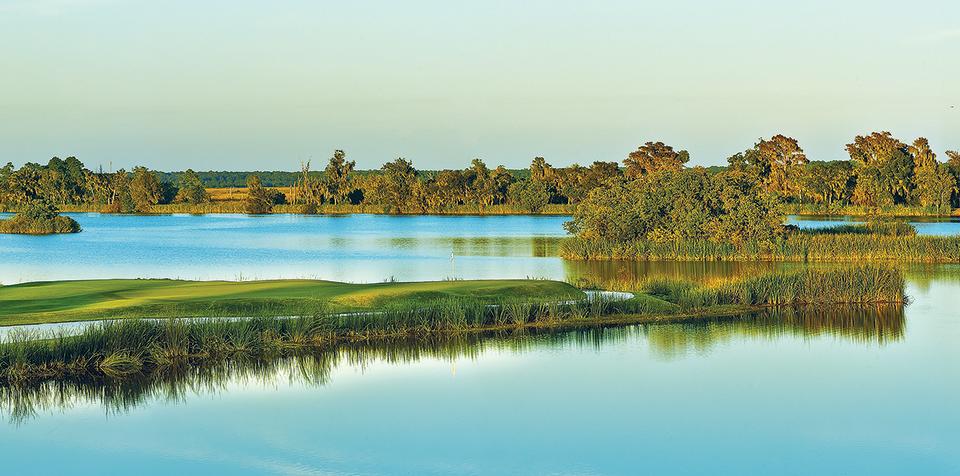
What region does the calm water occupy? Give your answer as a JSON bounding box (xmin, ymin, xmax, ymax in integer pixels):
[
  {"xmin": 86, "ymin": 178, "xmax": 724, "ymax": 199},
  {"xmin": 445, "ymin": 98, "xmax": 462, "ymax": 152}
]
[
  {"xmin": 1, "ymin": 213, "xmax": 957, "ymax": 284},
  {"xmin": 0, "ymin": 213, "xmax": 567, "ymax": 284},
  {"xmin": 1, "ymin": 214, "xmax": 958, "ymax": 475}
]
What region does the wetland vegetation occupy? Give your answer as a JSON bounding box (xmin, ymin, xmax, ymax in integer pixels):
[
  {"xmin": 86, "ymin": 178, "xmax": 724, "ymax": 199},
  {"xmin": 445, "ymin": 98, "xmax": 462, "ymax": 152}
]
[{"xmin": 0, "ymin": 266, "xmax": 905, "ymax": 382}]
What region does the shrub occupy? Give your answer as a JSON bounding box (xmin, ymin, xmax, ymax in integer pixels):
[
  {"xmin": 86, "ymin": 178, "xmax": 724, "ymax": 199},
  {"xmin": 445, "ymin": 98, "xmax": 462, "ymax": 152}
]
[{"xmin": 0, "ymin": 199, "xmax": 81, "ymax": 234}]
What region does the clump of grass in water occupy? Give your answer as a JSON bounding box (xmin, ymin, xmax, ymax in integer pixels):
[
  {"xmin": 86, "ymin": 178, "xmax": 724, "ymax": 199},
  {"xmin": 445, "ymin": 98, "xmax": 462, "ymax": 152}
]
[
  {"xmin": 803, "ymin": 221, "xmax": 917, "ymax": 237},
  {"xmin": 559, "ymin": 229, "xmax": 960, "ymax": 263}
]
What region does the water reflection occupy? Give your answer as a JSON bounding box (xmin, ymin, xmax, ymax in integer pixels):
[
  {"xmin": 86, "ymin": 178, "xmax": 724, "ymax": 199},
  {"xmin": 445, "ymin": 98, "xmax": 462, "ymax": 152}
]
[
  {"xmin": 563, "ymin": 260, "xmax": 790, "ymax": 287},
  {"xmin": 0, "ymin": 303, "xmax": 904, "ymax": 424},
  {"xmin": 640, "ymin": 305, "xmax": 905, "ymax": 360}
]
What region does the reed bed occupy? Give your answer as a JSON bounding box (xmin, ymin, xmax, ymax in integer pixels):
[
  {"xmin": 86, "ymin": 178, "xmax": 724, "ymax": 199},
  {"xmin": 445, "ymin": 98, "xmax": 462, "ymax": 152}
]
[
  {"xmin": 574, "ymin": 265, "xmax": 904, "ymax": 309},
  {"xmin": 802, "ymin": 221, "xmax": 918, "ymax": 236},
  {"xmin": 785, "ymin": 203, "xmax": 960, "ymax": 218},
  {"xmin": 560, "ymin": 234, "xmax": 960, "ymax": 262}
]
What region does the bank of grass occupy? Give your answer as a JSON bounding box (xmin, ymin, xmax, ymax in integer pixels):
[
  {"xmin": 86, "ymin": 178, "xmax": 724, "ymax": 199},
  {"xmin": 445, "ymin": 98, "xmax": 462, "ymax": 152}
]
[
  {"xmin": 801, "ymin": 221, "xmax": 918, "ymax": 236},
  {"xmin": 0, "ymin": 279, "xmax": 584, "ymax": 326},
  {"xmin": 785, "ymin": 203, "xmax": 960, "ymax": 218},
  {"xmin": 560, "ymin": 227, "xmax": 960, "ymax": 263},
  {"xmin": 577, "ymin": 265, "xmax": 905, "ymax": 308},
  {"xmin": 0, "ymin": 267, "xmax": 905, "ymax": 381}
]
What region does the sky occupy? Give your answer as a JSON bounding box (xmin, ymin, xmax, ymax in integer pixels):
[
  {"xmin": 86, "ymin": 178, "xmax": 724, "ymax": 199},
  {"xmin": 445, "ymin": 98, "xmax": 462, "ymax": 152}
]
[{"xmin": 0, "ymin": 0, "xmax": 957, "ymax": 171}]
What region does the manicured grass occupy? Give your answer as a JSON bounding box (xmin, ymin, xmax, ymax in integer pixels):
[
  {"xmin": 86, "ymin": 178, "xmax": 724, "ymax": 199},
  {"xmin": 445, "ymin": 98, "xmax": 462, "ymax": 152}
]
[{"xmin": 0, "ymin": 278, "xmax": 584, "ymax": 325}]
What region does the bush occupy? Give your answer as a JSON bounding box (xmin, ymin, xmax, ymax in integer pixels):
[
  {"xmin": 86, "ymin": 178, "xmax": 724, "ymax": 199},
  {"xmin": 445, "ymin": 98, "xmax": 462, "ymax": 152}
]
[{"xmin": 0, "ymin": 199, "xmax": 81, "ymax": 234}]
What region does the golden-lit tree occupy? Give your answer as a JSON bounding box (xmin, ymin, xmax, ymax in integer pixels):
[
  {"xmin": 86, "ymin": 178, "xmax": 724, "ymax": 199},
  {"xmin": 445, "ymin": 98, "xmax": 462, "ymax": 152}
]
[
  {"xmin": 756, "ymin": 134, "xmax": 808, "ymax": 199},
  {"xmin": 624, "ymin": 141, "xmax": 689, "ymax": 178}
]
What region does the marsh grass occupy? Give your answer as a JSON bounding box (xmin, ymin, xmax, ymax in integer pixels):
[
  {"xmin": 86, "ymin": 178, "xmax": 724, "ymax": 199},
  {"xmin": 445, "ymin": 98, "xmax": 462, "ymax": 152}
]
[
  {"xmin": 802, "ymin": 221, "xmax": 917, "ymax": 237},
  {"xmin": 560, "ymin": 233, "xmax": 960, "ymax": 262}
]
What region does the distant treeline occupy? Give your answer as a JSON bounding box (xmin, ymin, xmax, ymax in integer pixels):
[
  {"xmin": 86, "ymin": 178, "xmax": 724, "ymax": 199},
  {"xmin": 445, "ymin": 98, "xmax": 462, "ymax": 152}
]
[{"xmin": 1, "ymin": 131, "xmax": 958, "ymax": 215}]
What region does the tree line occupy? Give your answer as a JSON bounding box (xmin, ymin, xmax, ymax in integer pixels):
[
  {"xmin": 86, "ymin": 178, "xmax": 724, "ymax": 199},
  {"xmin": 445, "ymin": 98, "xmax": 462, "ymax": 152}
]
[{"xmin": 2, "ymin": 131, "xmax": 958, "ymax": 215}]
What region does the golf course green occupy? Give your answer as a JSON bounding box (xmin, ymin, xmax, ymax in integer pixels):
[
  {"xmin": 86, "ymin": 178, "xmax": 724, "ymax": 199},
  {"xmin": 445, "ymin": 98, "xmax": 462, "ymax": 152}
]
[{"xmin": 0, "ymin": 278, "xmax": 585, "ymax": 326}]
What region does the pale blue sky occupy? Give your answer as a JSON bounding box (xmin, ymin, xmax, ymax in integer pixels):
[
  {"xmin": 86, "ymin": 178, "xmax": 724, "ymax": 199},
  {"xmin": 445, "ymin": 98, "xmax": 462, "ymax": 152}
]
[{"xmin": 0, "ymin": 0, "xmax": 957, "ymax": 170}]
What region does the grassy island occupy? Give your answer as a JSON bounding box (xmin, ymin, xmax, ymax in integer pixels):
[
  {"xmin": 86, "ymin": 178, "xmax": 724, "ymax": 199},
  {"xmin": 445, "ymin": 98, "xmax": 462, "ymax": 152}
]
[{"xmin": 0, "ymin": 267, "xmax": 905, "ymax": 381}]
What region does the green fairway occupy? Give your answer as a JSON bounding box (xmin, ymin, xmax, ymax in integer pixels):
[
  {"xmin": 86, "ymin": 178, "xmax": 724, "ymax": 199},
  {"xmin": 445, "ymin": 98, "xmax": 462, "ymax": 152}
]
[{"xmin": 0, "ymin": 278, "xmax": 584, "ymax": 326}]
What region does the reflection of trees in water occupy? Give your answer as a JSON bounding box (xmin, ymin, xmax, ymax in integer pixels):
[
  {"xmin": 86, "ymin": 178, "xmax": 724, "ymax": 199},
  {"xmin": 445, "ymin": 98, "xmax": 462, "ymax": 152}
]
[
  {"xmin": 0, "ymin": 304, "xmax": 904, "ymax": 423},
  {"xmin": 563, "ymin": 260, "xmax": 791, "ymax": 287},
  {"xmin": 377, "ymin": 236, "xmax": 561, "ymax": 257},
  {"xmin": 901, "ymin": 263, "xmax": 960, "ymax": 293},
  {"xmin": 640, "ymin": 304, "xmax": 905, "ymax": 359}
]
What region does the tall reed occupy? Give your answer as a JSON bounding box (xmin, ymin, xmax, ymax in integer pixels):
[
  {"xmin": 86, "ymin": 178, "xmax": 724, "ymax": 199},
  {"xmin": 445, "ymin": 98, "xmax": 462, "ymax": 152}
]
[{"xmin": 560, "ymin": 234, "xmax": 960, "ymax": 263}]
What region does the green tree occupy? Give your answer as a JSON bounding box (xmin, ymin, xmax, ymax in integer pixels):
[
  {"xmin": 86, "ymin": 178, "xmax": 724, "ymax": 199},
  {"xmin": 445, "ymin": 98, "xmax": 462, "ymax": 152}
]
[
  {"xmin": 566, "ymin": 168, "xmax": 783, "ymax": 245},
  {"xmin": 129, "ymin": 167, "xmax": 162, "ymax": 213},
  {"xmin": 846, "ymin": 132, "xmax": 914, "ymax": 206},
  {"xmin": 756, "ymin": 135, "xmax": 808, "ymax": 200},
  {"xmin": 244, "ymin": 174, "xmax": 275, "ymax": 214},
  {"xmin": 624, "ymin": 141, "xmax": 689, "ymax": 178},
  {"xmin": 376, "ymin": 158, "xmax": 422, "ymax": 214},
  {"xmin": 174, "ymin": 169, "xmax": 210, "ymax": 204},
  {"xmin": 293, "ymin": 161, "xmax": 324, "ymax": 209},
  {"xmin": 508, "ymin": 180, "xmax": 551, "ymax": 213},
  {"xmin": 324, "ymin": 150, "xmax": 356, "ymax": 204},
  {"xmin": 801, "ymin": 161, "xmax": 853, "ymax": 207}
]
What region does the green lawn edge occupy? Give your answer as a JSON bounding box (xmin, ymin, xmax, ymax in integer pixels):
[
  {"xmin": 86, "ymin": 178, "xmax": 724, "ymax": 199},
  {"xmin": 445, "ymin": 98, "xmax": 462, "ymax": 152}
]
[{"xmin": 0, "ymin": 278, "xmax": 585, "ymax": 326}]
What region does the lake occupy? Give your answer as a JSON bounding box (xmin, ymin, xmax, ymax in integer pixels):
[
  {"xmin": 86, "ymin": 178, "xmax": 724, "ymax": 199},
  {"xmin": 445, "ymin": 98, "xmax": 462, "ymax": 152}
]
[
  {"xmin": 1, "ymin": 213, "xmax": 958, "ymax": 284},
  {"xmin": 0, "ymin": 214, "xmax": 958, "ymax": 475}
]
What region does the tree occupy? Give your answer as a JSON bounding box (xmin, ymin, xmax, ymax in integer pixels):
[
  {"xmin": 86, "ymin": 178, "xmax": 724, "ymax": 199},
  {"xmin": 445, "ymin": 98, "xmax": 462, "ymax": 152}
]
[
  {"xmin": 508, "ymin": 180, "xmax": 551, "ymax": 213},
  {"xmin": 946, "ymin": 150, "xmax": 960, "ymax": 172},
  {"xmin": 129, "ymin": 167, "xmax": 162, "ymax": 213},
  {"xmin": 376, "ymin": 158, "xmax": 422, "ymax": 214},
  {"xmin": 174, "ymin": 169, "xmax": 210, "ymax": 204},
  {"xmin": 245, "ymin": 174, "xmax": 275, "ymax": 214},
  {"xmin": 846, "ymin": 132, "xmax": 914, "ymax": 206},
  {"xmin": 800, "ymin": 161, "xmax": 853, "ymax": 207},
  {"xmin": 565, "ymin": 168, "xmax": 783, "ymax": 245},
  {"xmin": 465, "ymin": 158, "xmax": 492, "ymax": 208},
  {"xmin": 583, "ymin": 161, "xmax": 622, "ymax": 191},
  {"xmin": 908, "ymin": 138, "xmax": 947, "ymax": 209},
  {"xmin": 293, "ymin": 161, "xmax": 324, "ymax": 208},
  {"xmin": 624, "ymin": 141, "xmax": 689, "ymax": 178},
  {"xmin": 324, "ymin": 150, "xmax": 355, "ymax": 205},
  {"xmin": 530, "ymin": 157, "xmax": 555, "ymax": 182},
  {"xmin": 490, "ymin": 165, "xmax": 515, "ymax": 206},
  {"xmin": 755, "ymin": 135, "xmax": 808, "ymax": 200}
]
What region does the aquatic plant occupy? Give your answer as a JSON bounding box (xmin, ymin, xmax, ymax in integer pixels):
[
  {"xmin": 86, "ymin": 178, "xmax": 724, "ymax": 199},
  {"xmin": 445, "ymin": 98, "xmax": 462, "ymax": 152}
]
[{"xmin": 559, "ymin": 234, "xmax": 960, "ymax": 263}]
